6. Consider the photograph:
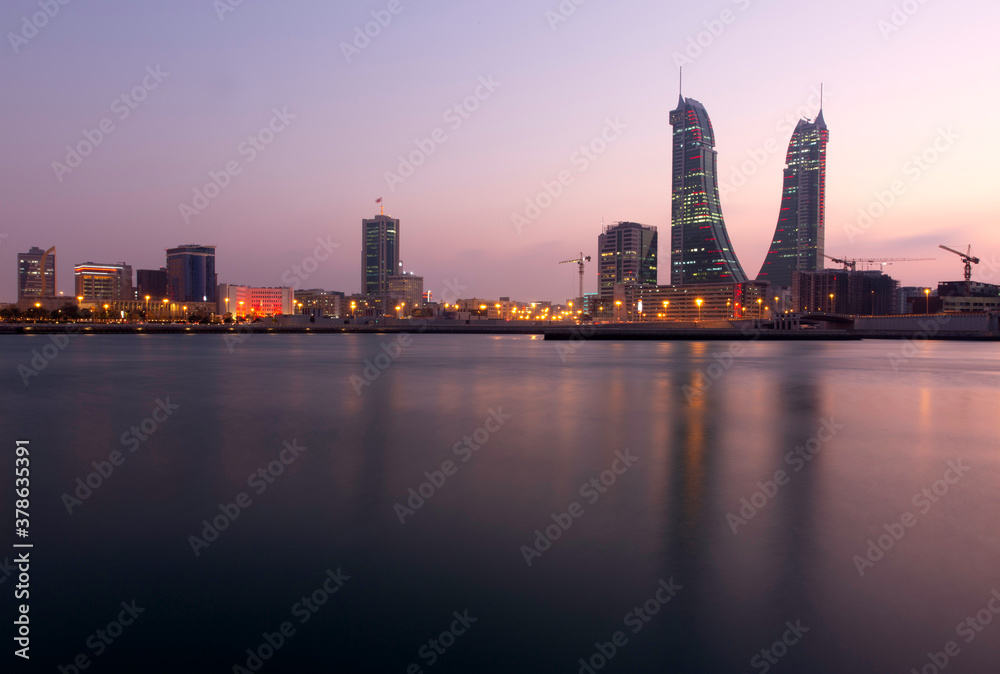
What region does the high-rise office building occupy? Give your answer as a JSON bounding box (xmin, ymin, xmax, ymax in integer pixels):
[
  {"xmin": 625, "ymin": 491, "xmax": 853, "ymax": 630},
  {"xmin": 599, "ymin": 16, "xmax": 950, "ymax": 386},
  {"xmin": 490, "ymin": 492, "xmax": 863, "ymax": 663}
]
[
  {"xmin": 136, "ymin": 268, "xmax": 169, "ymax": 301},
  {"xmin": 74, "ymin": 263, "xmax": 133, "ymax": 300},
  {"xmin": 362, "ymin": 214, "xmax": 400, "ymax": 296},
  {"xmin": 756, "ymin": 109, "xmax": 829, "ymax": 289},
  {"xmin": 597, "ymin": 221, "xmax": 658, "ymax": 298},
  {"xmin": 669, "ymin": 94, "xmax": 747, "ymax": 285},
  {"xmin": 166, "ymin": 244, "xmax": 217, "ymax": 302},
  {"xmin": 17, "ymin": 246, "xmax": 57, "ymax": 299}
]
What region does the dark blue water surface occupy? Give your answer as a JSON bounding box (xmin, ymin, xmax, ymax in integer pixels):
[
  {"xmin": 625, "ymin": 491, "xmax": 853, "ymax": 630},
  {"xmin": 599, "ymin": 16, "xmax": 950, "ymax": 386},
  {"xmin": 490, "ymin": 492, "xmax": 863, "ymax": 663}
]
[{"xmin": 2, "ymin": 334, "xmax": 999, "ymax": 673}]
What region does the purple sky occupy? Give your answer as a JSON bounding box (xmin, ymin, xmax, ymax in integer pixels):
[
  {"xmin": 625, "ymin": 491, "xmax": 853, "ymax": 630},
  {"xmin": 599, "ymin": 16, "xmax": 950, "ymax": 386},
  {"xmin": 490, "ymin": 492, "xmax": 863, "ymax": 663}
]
[{"xmin": 2, "ymin": 0, "xmax": 998, "ymax": 302}]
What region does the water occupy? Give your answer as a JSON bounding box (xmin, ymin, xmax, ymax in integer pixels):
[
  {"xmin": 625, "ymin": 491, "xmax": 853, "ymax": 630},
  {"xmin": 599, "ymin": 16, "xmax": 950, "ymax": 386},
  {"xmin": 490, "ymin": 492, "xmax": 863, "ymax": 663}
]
[{"xmin": 3, "ymin": 334, "xmax": 999, "ymax": 672}]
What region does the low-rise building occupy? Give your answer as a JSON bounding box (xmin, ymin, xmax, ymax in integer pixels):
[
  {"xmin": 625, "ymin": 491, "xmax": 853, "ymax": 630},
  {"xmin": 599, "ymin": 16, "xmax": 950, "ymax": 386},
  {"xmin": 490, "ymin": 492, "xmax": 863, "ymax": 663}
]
[
  {"xmin": 74, "ymin": 262, "xmax": 133, "ymax": 301},
  {"xmin": 218, "ymin": 284, "xmax": 293, "ymax": 317}
]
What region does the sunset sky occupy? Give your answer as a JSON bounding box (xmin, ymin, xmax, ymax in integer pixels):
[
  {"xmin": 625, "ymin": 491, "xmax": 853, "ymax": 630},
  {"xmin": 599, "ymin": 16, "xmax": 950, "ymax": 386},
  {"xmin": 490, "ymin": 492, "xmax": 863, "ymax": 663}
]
[{"xmin": 2, "ymin": 0, "xmax": 997, "ymax": 302}]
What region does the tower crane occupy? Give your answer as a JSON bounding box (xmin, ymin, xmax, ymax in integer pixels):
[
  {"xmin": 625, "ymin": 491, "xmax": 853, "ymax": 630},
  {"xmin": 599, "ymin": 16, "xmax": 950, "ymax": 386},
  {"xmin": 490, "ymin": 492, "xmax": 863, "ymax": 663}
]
[
  {"xmin": 559, "ymin": 252, "xmax": 591, "ymax": 312},
  {"xmin": 825, "ymin": 255, "xmax": 935, "ymax": 272},
  {"xmin": 939, "ymin": 245, "xmax": 980, "ymax": 295},
  {"xmin": 824, "ymin": 254, "xmax": 856, "ymax": 271}
]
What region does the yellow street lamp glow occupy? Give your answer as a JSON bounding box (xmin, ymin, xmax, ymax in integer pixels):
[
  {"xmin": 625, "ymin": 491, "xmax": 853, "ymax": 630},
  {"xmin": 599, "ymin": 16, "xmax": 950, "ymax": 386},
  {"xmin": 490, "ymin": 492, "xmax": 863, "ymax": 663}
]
[{"xmin": 77, "ymin": 296, "xmax": 84, "ymax": 302}]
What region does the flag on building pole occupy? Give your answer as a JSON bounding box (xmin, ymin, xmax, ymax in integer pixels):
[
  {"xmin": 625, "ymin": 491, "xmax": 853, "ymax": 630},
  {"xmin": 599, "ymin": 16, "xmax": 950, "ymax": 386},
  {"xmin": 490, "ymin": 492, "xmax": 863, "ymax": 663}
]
[{"xmin": 376, "ymin": 197, "xmax": 383, "ymax": 215}]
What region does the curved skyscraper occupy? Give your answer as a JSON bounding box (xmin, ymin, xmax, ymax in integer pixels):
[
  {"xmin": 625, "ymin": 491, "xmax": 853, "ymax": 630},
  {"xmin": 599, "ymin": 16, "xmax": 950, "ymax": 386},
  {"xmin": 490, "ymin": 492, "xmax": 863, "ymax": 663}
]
[
  {"xmin": 669, "ymin": 95, "xmax": 747, "ymax": 285},
  {"xmin": 756, "ymin": 110, "xmax": 829, "ymax": 289}
]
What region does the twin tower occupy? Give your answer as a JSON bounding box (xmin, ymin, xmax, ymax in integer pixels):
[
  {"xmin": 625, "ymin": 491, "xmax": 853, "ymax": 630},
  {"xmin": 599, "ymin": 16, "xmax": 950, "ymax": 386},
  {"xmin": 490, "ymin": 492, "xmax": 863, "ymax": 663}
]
[{"xmin": 669, "ymin": 92, "xmax": 828, "ymax": 289}]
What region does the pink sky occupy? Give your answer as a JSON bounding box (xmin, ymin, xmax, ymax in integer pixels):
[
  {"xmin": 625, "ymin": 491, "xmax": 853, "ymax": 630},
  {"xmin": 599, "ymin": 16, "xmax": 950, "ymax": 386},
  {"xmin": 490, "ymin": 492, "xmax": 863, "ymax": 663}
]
[{"xmin": 2, "ymin": 0, "xmax": 998, "ymax": 302}]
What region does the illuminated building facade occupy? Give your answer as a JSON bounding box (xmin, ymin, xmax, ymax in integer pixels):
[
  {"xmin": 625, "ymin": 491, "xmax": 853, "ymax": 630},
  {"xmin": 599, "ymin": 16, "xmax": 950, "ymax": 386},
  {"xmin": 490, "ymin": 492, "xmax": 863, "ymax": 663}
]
[
  {"xmin": 597, "ymin": 221, "xmax": 657, "ymax": 299},
  {"xmin": 387, "ymin": 273, "xmax": 423, "ymax": 310},
  {"xmin": 756, "ymin": 111, "xmax": 829, "ymax": 288},
  {"xmin": 624, "ymin": 282, "xmax": 769, "ymax": 322},
  {"xmin": 669, "ymin": 95, "xmax": 747, "ymax": 285},
  {"xmin": 17, "ymin": 246, "xmax": 57, "ymax": 299},
  {"xmin": 167, "ymin": 244, "xmax": 217, "ymax": 302},
  {"xmin": 362, "ymin": 214, "xmax": 400, "ymax": 296},
  {"xmin": 74, "ymin": 262, "xmax": 133, "ymax": 301},
  {"xmin": 295, "ymin": 289, "xmax": 344, "ymax": 317},
  {"xmin": 217, "ymin": 284, "xmax": 293, "ymax": 317}
]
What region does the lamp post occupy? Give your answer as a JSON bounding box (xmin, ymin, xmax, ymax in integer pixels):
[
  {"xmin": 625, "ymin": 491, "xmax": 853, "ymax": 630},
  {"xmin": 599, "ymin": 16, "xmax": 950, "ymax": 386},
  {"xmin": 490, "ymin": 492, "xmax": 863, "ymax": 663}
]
[
  {"xmin": 828, "ymin": 293, "xmax": 835, "ymax": 313},
  {"xmin": 614, "ymin": 300, "xmax": 622, "ymax": 322},
  {"xmin": 924, "ymin": 288, "xmax": 930, "ymax": 315},
  {"xmin": 696, "ymin": 298, "xmax": 703, "ymax": 322},
  {"xmin": 774, "ymin": 296, "xmax": 779, "ymax": 315},
  {"xmin": 757, "ymin": 298, "xmax": 762, "ymax": 319}
]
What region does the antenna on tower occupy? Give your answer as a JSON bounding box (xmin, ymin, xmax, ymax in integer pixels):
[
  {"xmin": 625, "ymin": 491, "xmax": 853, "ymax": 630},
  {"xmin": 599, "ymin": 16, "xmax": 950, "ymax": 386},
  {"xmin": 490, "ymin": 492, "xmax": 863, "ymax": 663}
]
[
  {"xmin": 679, "ymin": 66, "xmax": 683, "ymax": 99},
  {"xmin": 820, "ymin": 83, "xmax": 824, "ymax": 111}
]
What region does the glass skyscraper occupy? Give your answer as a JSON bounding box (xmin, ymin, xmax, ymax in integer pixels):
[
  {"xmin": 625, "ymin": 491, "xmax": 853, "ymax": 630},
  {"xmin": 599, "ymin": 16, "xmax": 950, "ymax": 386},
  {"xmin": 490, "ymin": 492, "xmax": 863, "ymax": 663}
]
[
  {"xmin": 362, "ymin": 214, "xmax": 399, "ymax": 296},
  {"xmin": 669, "ymin": 95, "xmax": 747, "ymax": 285},
  {"xmin": 166, "ymin": 244, "xmax": 217, "ymax": 302},
  {"xmin": 756, "ymin": 110, "xmax": 829, "ymax": 289}
]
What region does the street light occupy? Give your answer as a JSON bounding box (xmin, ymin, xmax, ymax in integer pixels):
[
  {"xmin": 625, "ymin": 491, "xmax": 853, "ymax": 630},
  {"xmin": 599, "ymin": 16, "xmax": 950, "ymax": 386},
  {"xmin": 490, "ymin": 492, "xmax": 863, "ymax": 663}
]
[
  {"xmin": 695, "ymin": 298, "xmax": 703, "ymax": 322},
  {"xmin": 757, "ymin": 297, "xmax": 762, "ymax": 319},
  {"xmin": 829, "ymin": 293, "xmax": 834, "ymax": 313},
  {"xmin": 924, "ymin": 288, "xmax": 930, "ymax": 315},
  {"xmin": 615, "ymin": 300, "xmax": 622, "ymax": 322}
]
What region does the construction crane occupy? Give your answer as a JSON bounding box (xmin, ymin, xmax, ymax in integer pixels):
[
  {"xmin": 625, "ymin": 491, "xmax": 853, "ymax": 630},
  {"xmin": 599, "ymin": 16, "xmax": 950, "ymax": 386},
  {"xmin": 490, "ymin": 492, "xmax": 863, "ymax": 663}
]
[
  {"xmin": 825, "ymin": 255, "xmax": 935, "ymax": 272},
  {"xmin": 824, "ymin": 254, "xmax": 857, "ymax": 271},
  {"xmin": 559, "ymin": 252, "xmax": 591, "ymax": 311},
  {"xmin": 939, "ymin": 244, "xmax": 980, "ymax": 295}
]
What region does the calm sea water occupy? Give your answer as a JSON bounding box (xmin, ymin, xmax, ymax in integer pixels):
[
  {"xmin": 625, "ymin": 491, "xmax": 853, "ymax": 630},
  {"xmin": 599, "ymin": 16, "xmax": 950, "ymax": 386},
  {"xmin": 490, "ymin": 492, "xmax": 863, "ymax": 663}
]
[{"xmin": 2, "ymin": 334, "xmax": 999, "ymax": 673}]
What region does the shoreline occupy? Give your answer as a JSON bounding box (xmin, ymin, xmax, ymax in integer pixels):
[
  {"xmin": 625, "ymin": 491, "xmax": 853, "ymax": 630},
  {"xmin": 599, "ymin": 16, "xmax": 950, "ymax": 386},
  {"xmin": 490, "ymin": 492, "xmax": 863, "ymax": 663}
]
[{"xmin": 1, "ymin": 323, "xmax": 996, "ymax": 341}]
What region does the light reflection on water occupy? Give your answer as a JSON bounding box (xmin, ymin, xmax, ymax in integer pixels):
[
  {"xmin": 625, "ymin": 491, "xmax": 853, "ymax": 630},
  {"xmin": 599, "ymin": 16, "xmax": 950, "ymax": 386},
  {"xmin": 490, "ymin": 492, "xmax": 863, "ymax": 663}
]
[{"xmin": 2, "ymin": 334, "xmax": 998, "ymax": 672}]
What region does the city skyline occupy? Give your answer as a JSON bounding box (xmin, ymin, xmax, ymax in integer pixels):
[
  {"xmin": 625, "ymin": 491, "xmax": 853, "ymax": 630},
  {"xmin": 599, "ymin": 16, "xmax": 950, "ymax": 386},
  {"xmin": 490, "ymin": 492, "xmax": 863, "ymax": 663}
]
[{"xmin": 2, "ymin": 1, "xmax": 996, "ymax": 302}]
